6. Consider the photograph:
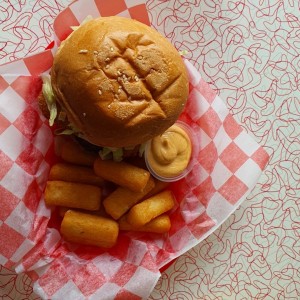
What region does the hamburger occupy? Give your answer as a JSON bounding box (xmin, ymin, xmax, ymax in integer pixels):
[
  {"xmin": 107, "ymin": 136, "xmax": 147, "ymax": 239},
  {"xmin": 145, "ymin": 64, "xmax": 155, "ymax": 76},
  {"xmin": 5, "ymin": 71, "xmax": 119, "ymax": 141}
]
[{"xmin": 40, "ymin": 16, "xmax": 189, "ymax": 154}]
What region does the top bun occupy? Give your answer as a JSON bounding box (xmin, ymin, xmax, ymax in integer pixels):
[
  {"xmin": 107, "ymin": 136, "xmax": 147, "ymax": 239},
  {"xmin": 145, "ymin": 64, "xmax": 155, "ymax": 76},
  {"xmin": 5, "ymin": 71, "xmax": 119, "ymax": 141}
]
[{"xmin": 51, "ymin": 16, "xmax": 189, "ymax": 147}]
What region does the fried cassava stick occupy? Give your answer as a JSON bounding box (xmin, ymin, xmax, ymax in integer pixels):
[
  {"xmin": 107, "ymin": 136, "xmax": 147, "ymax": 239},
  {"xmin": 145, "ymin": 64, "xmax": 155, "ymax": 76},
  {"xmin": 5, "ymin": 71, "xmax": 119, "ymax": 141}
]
[
  {"xmin": 60, "ymin": 140, "xmax": 97, "ymax": 166},
  {"xmin": 94, "ymin": 158, "xmax": 150, "ymax": 192},
  {"xmin": 61, "ymin": 210, "xmax": 119, "ymax": 248},
  {"xmin": 127, "ymin": 190, "xmax": 175, "ymax": 227},
  {"xmin": 45, "ymin": 181, "xmax": 101, "ymax": 211},
  {"xmin": 103, "ymin": 177, "xmax": 155, "ymax": 220},
  {"xmin": 119, "ymin": 214, "xmax": 171, "ymax": 233},
  {"xmin": 49, "ymin": 163, "xmax": 104, "ymax": 186}
]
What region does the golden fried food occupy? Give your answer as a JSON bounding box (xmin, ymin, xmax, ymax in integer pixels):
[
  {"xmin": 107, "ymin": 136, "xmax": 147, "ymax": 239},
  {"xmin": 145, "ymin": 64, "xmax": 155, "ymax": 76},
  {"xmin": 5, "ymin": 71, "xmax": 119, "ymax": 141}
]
[
  {"xmin": 61, "ymin": 210, "xmax": 119, "ymax": 248},
  {"xmin": 45, "ymin": 181, "xmax": 101, "ymax": 211},
  {"xmin": 94, "ymin": 158, "xmax": 150, "ymax": 192},
  {"xmin": 60, "ymin": 140, "xmax": 97, "ymax": 166},
  {"xmin": 49, "ymin": 163, "xmax": 104, "ymax": 186},
  {"xmin": 103, "ymin": 177, "xmax": 155, "ymax": 220},
  {"xmin": 119, "ymin": 214, "xmax": 171, "ymax": 234},
  {"xmin": 127, "ymin": 190, "xmax": 175, "ymax": 227}
]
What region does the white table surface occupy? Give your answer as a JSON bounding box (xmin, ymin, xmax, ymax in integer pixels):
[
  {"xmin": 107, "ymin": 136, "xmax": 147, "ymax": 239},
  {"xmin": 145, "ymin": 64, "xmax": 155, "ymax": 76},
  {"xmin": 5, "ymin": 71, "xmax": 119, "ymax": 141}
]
[{"xmin": 1, "ymin": 1, "xmax": 299, "ymax": 299}]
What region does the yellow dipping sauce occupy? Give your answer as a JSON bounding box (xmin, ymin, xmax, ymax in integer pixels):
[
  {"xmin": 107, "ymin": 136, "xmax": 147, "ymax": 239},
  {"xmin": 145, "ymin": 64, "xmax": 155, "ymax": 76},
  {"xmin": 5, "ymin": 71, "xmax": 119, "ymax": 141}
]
[{"xmin": 146, "ymin": 123, "xmax": 192, "ymax": 179}]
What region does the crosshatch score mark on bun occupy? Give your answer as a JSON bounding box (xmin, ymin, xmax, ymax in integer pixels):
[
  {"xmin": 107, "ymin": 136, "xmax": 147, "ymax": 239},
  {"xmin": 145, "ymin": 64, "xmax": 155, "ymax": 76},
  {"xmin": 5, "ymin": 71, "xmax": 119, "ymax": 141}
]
[{"xmin": 51, "ymin": 16, "xmax": 189, "ymax": 147}]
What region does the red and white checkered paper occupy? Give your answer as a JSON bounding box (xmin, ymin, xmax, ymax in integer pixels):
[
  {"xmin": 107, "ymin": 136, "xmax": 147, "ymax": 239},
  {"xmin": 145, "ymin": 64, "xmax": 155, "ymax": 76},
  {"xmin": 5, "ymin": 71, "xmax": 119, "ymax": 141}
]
[{"xmin": 0, "ymin": 0, "xmax": 269, "ymax": 299}]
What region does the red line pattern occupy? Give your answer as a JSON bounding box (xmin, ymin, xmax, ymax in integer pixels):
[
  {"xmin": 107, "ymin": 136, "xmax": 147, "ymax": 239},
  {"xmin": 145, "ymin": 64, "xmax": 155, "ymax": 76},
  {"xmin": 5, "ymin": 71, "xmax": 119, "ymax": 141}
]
[
  {"xmin": 0, "ymin": 0, "xmax": 299, "ymax": 299},
  {"xmin": 147, "ymin": 1, "xmax": 300, "ymax": 299},
  {"xmin": 0, "ymin": 0, "xmax": 69, "ymax": 63}
]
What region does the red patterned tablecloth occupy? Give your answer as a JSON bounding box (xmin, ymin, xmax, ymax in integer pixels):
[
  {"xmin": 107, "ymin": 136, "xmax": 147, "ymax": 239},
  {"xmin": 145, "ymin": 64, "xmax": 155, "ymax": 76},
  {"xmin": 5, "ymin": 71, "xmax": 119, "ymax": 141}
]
[{"xmin": 0, "ymin": 1, "xmax": 299, "ymax": 299}]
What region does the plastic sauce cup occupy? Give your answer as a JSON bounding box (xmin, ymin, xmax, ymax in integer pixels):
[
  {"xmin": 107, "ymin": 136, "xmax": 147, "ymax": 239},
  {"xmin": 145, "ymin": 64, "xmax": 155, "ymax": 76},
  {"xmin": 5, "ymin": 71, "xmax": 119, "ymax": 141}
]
[{"xmin": 144, "ymin": 121, "xmax": 197, "ymax": 182}]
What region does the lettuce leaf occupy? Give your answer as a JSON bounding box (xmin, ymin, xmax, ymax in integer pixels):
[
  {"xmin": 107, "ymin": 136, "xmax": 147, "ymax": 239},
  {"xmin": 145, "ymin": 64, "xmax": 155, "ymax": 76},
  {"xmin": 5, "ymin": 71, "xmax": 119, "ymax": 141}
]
[
  {"xmin": 41, "ymin": 74, "xmax": 57, "ymax": 126},
  {"xmin": 99, "ymin": 147, "xmax": 124, "ymax": 162},
  {"xmin": 179, "ymin": 50, "xmax": 189, "ymax": 56}
]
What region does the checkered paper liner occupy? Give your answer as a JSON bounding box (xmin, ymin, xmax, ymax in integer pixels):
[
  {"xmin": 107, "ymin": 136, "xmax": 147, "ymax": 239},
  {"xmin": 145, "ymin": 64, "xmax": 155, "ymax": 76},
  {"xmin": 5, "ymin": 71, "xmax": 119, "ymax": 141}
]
[{"xmin": 0, "ymin": 0, "xmax": 269, "ymax": 299}]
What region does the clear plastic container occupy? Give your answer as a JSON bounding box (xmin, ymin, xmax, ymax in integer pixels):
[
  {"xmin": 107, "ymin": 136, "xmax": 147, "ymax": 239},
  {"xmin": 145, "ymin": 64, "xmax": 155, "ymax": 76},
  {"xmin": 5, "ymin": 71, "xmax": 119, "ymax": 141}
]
[{"xmin": 144, "ymin": 121, "xmax": 197, "ymax": 182}]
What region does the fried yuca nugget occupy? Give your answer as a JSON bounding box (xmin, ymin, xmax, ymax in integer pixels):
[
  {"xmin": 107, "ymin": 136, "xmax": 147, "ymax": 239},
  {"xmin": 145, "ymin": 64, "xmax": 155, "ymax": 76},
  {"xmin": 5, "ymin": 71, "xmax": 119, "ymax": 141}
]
[
  {"xmin": 127, "ymin": 190, "xmax": 175, "ymax": 227},
  {"xmin": 45, "ymin": 181, "xmax": 101, "ymax": 211},
  {"xmin": 49, "ymin": 163, "xmax": 104, "ymax": 187},
  {"xmin": 103, "ymin": 177, "xmax": 155, "ymax": 220},
  {"xmin": 61, "ymin": 140, "xmax": 97, "ymax": 166},
  {"xmin": 119, "ymin": 214, "xmax": 171, "ymax": 234},
  {"xmin": 61, "ymin": 210, "xmax": 119, "ymax": 248},
  {"xmin": 94, "ymin": 158, "xmax": 150, "ymax": 192}
]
